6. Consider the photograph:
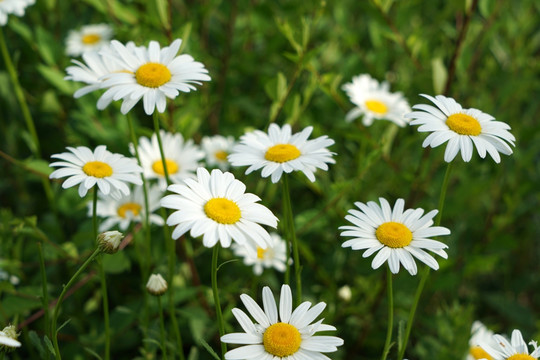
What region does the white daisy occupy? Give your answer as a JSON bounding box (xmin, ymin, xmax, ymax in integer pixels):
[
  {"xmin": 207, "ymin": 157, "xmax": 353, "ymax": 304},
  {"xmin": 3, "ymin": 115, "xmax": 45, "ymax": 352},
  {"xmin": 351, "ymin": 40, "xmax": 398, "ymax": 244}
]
[
  {"xmin": 479, "ymin": 329, "xmax": 540, "ymax": 360},
  {"xmin": 201, "ymin": 135, "xmax": 236, "ymax": 171},
  {"xmin": 221, "ymin": 284, "xmax": 344, "ymax": 359},
  {"xmin": 49, "ymin": 145, "xmax": 143, "ymax": 198},
  {"xmin": 88, "ymin": 184, "xmax": 164, "ymax": 232},
  {"xmin": 133, "ymin": 130, "xmax": 204, "ymax": 190},
  {"xmin": 467, "ymin": 321, "xmax": 497, "ymax": 360},
  {"xmin": 232, "ymin": 232, "xmax": 288, "ymax": 275},
  {"xmin": 0, "ymin": 0, "xmax": 34, "ymax": 26},
  {"xmin": 406, "ymin": 94, "xmax": 516, "ymax": 163},
  {"xmin": 65, "ymin": 24, "xmax": 113, "ymax": 57},
  {"xmin": 160, "ymin": 167, "xmax": 278, "ymax": 248},
  {"xmin": 340, "ymin": 198, "xmax": 450, "ymax": 275},
  {"xmin": 228, "ymin": 123, "xmax": 336, "ymax": 183},
  {"xmin": 97, "ymin": 38, "xmax": 211, "ymax": 115},
  {"xmin": 0, "ymin": 325, "xmax": 20, "ymax": 348},
  {"xmin": 342, "ymin": 74, "xmax": 411, "ymax": 127}
]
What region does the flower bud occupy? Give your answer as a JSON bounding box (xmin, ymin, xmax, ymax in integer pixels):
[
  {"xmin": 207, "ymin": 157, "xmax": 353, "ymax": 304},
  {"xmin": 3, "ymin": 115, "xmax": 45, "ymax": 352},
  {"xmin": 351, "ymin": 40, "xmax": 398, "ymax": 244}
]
[
  {"xmin": 146, "ymin": 273, "xmax": 168, "ymax": 296},
  {"xmin": 97, "ymin": 230, "xmax": 124, "ymax": 254},
  {"xmin": 0, "ymin": 324, "xmax": 21, "ymax": 351},
  {"xmin": 338, "ymin": 285, "xmax": 352, "ymax": 302}
]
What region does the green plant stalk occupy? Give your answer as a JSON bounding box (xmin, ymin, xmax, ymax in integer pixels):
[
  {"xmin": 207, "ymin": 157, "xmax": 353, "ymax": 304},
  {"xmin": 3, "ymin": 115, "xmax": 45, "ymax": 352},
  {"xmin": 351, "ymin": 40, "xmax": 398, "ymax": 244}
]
[
  {"xmin": 51, "ymin": 248, "xmax": 101, "ymax": 360},
  {"xmin": 38, "ymin": 242, "xmax": 51, "ymax": 343},
  {"xmin": 281, "ymin": 179, "xmax": 291, "ymax": 286},
  {"xmin": 282, "ymin": 175, "xmax": 302, "ymax": 305},
  {"xmin": 381, "ymin": 267, "xmax": 394, "ymax": 360},
  {"xmin": 212, "ymin": 244, "xmax": 227, "ymax": 359},
  {"xmin": 157, "ymin": 296, "xmax": 169, "ymax": 360},
  {"xmin": 397, "ymin": 162, "xmax": 452, "ymax": 360}
]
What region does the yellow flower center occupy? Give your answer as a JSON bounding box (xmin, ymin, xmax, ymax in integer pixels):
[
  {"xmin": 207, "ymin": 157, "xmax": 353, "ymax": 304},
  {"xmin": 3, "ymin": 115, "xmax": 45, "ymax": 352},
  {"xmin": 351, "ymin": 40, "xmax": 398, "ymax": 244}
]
[
  {"xmin": 117, "ymin": 202, "xmax": 142, "ymax": 219},
  {"xmin": 264, "ymin": 144, "xmax": 301, "ymax": 163},
  {"xmin": 204, "ymin": 198, "xmax": 241, "ymax": 224},
  {"xmin": 507, "ymin": 355, "xmax": 536, "ymax": 360},
  {"xmin": 81, "ymin": 34, "xmax": 101, "ymax": 45},
  {"xmin": 263, "ymin": 322, "xmax": 302, "ymax": 357},
  {"xmin": 215, "ymin": 150, "xmax": 228, "ymax": 161},
  {"xmin": 152, "ymin": 159, "xmax": 179, "ymax": 176},
  {"xmin": 82, "ymin": 161, "xmax": 113, "ymax": 178},
  {"xmin": 257, "ymin": 247, "xmax": 267, "ymax": 259},
  {"xmin": 135, "ymin": 62, "xmax": 172, "ymax": 88},
  {"xmin": 365, "ymin": 99, "xmax": 388, "ymax": 114},
  {"xmin": 469, "ymin": 346, "xmax": 493, "ymax": 360},
  {"xmin": 446, "ymin": 113, "xmax": 482, "ymax": 136},
  {"xmin": 375, "ymin": 222, "xmax": 413, "ymax": 248}
]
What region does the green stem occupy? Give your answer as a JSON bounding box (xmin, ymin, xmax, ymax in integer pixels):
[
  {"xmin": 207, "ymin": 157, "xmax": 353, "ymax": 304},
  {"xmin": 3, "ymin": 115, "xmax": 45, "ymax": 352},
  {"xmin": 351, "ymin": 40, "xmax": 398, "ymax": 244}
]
[
  {"xmin": 153, "ymin": 112, "xmax": 172, "ymax": 186},
  {"xmin": 157, "ymin": 296, "xmax": 168, "ymax": 360},
  {"xmin": 397, "ymin": 162, "xmax": 453, "ymax": 360},
  {"xmin": 38, "ymin": 242, "xmax": 51, "ymax": 342},
  {"xmin": 212, "ymin": 244, "xmax": 227, "ymax": 359},
  {"xmin": 51, "ymin": 248, "xmax": 101, "ymax": 360},
  {"xmin": 381, "ymin": 267, "xmax": 394, "ymax": 360},
  {"xmin": 282, "ymin": 175, "xmax": 301, "ymax": 305},
  {"xmin": 166, "ymin": 227, "xmax": 185, "ymax": 360}
]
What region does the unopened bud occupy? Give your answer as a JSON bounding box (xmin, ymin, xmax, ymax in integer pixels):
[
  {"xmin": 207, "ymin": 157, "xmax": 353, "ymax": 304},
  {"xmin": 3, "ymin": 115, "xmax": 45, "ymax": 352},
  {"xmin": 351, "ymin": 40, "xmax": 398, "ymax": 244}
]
[
  {"xmin": 338, "ymin": 285, "xmax": 352, "ymax": 302},
  {"xmin": 146, "ymin": 273, "xmax": 168, "ymax": 296},
  {"xmin": 97, "ymin": 231, "xmax": 124, "ymax": 254}
]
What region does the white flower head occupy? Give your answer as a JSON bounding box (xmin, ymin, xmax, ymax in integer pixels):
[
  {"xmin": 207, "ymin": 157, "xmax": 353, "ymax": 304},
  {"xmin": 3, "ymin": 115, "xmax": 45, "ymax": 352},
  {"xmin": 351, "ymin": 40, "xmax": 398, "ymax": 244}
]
[
  {"xmin": 232, "ymin": 232, "xmax": 288, "ymax": 275},
  {"xmin": 97, "ymin": 230, "xmax": 124, "ymax": 254},
  {"xmin": 65, "ymin": 24, "xmax": 113, "ymax": 56},
  {"xmin": 160, "ymin": 167, "xmax": 278, "ymax": 248},
  {"xmin": 342, "ymin": 74, "xmax": 411, "ymax": 127},
  {"xmin": 479, "ymin": 329, "xmax": 540, "ymax": 360},
  {"xmin": 221, "ymin": 284, "xmax": 344, "ymax": 359},
  {"xmin": 406, "ymin": 94, "xmax": 516, "ymax": 163},
  {"xmin": 132, "ymin": 130, "xmax": 204, "ymax": 190},
  {"xmin": 201, "ymin": 135, "xmax": 236, "ymax": 171},
  {"xmin": 49, "ymin": 145, "xmax": 143, "ymax": 198},
  {"xmin": 0, "ymin": 0, "xmax": 34, "ymax": 26},
  {"xmin": 97, "ymin": 38, "xmax": 211, "ymax": 115},
  {"xmin": 229, "ymin": 123, "xmax": 336, "ymax": 183},
  {"xmin": 340, "ymin": 198, "xmax": 451, "ymax": 275},
  {"xmin": 146, "ymin": 273, "xmax": 168, "ymax": 296},
  {"xmin": 467, "ymin": 321, "xmax": 497, "ymax": 360},
  {"xmin": 0, "ymin": 324, "xmax": 21, "ymax": 349}
]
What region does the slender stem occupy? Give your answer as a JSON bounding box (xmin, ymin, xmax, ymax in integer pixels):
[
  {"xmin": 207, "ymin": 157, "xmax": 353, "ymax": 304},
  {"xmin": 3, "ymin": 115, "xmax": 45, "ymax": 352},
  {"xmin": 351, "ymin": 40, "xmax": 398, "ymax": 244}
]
[
  {"xmin": 212, "ymin": 244, "xmax": 226, "ymax": 359},
  {"xmin": 153, "ymin": 112, "xmax": 172, "ymax": 186},
  {"xmin": 282, "ymin": 179, "xmax": 291, "ymax": 285},
  {"xmin": 38, "ymin": 242, "xmax": 51, "ymax": 342},
  {"xmin": 51, "ymin": 248, "xmax": 101, "ymax": 360},
  {"xmin": 282, "ymin": 175, "xmax": 301, "ymax": 305},
  {"xmin": 397, "ymin": 163, "xmax": 453, "ymax": 360},
  {"xmin": 157, "ymin": 296, "xmax": 168, "ymax": 360},
  {"xmin": 381, "ymin": 268, "xmax": 394, "ymax": 360}
]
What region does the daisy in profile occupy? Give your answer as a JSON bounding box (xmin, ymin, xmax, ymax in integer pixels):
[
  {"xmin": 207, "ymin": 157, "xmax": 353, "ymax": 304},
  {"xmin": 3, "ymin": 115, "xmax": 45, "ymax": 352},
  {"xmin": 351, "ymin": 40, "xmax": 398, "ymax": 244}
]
[
  {"xmin": 160, "ymin": 167, "xmax": 278, "ymax": 248},
  {"xmin": 467, "ymin": 321, "xmax": 496, "ymax": 360},
  {"xmin": 406, "ymin": 94, "xmax": 515, "ymax": 163},
  {"xmin": 232, "ymin": 232, "xmax": 288, "ymax": 275},
  {"xmin": 65, "ymin": 24, "xmax": 113, "ymax": 56},
  {"xmin": 221, "ymin": 284, "xmax": 343, "ymax": 359},
  {"xmin": 0, "ymin": 324, "xmax": 20, "ymax": 349},
  {"xmin": 98, "ymin": 38, "xmax": 211, "ymax": 115},
  {"xmin": 228, "ymin": 123, "xmax": 335, "ymax": 183},
  {"xmin": 201, "ymin": 135, "xmax": 236, "ymax": 171},
  {"xmin": 133, "ymin": 130, "xmax": 204, "ymax": 190},
  {"xmin": 49, "ymin": 145, "xmax": 142, "ymax": 197},
  {"xmin": 342, "ymin": 74, "xmax": 411, "ymax": 127},
  {"xmin": 0, "ymin": 0, "xmax": 34, "ymax": 26},
  {"xmin": 340, "ymin": 198, "xmax": 450, "ymax": 275},
  {"xmin": 88, "ymin": 184, "xmax": 164, "ymax": 232},
  {"xmin": 479, "ymin": 329, "xmax": 540, "ymax": 360}
]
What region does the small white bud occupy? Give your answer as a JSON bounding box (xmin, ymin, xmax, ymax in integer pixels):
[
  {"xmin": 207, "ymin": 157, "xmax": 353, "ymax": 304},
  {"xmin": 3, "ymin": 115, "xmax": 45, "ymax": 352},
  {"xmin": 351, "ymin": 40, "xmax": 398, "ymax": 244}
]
[
  {"xmin": 0, "ymin": 324, "xmax": 21, "ymax": 350},
  {"xmin": 146, "ymin": 273, "xmax": 168, "ymax": 296},
  {"xmin": 97, "ymin": 231, "xmax": 124, "ymax": 254},
  {"xmin": 338, "ymin": 285, "xmax": 352, "ymax": 302}
]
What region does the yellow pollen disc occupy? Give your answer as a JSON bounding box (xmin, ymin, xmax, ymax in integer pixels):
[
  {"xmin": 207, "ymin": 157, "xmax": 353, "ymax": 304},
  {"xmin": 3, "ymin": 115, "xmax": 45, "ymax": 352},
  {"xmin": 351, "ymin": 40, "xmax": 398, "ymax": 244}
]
[
  {"xmin": 81, "ymin": 34, "xmax": 101, "ymax": 45},
  {"xmin": 257, "ymin": 247, "xmax": 267, "ymax": 259},
  {"xmin": 215, "ymin": 150, "xmax": 228, "ymax": 161},
  {"xmin": 507, "ymin": 355, "xmax": 536, "ymax": 360},
  {"xmin": 446, "ymin": 113, "xmax": 482, "ymax": 136},
  {"xmin": 365, "ymin": 99, "xmax": 388, "ymax": 114},
  {"xmin": 469, "ymin": 346, "xmax": 493, "ymax": 360},
  {"xmin": 117, "ymin": 202, "xmax": 142, "ymax": 219},
  {"xmin": 375, "ymin": 222, "xmax": 413, "ymax": 248},
  {"xmin": 264, "ymin": 144, "xmax": 301, "ymax": 163},
  {"xmin": 204, "ymin": 198, "xmax": 241, "ymax": 224},
  {"xmin": 263, "ymin": 322, "xmax": 302, "ymax": 357},
  {"xmin": 135, "ymin": 62, "xmax": 172, "ymax": 88},
  {"xmin": 82, "ymin": 161, "xmax": 113, "ymax": 178},
  {"xmin": 152, "ymin": 159, "xmax": 179, "ymax": 176}
]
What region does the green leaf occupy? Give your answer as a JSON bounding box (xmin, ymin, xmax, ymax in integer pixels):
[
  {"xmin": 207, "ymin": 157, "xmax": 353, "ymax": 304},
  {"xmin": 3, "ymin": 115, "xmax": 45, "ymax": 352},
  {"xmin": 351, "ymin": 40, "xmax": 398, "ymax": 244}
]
[
  {"xmin": 37, "ymin": 65, "xmax": 74, "ymax": 95},
  {"xmin": 155, "ymin": 0, "xmax": 170, "ymax": 30},
  {"xmin": 198, "ymin": 338, "xmax": 221, "ymax": 360},
  {"xmin": 44, "ymin": 335, "xmax": 56, "ymax": 356},
  {"xmin": 8, "ymin": 19, "xmax": 33, "ymax": 44},
  {"xmin": 57, "ymin": 318, "xmax": 72, "ymax": 334},
  {"xmin": 84, "ymin": 347, "xmax": 103, "ymax": 360},
  {"xmin": 35, "ymin": 27, "xmax": 57, "ymax": 66},
  {"xmin": 29, "ymin": 331, "xmax": 45, "ymax": 358},
  {"xmin": 102, "ymin": 251, "xmax": 131, "ymax": 274},
  {"xmin": 431, "ymin": 57, "xmax": 448, "ymax": 94},
  {"xmin": 24, "ymin": 159, "xmax": 53, "ymax": 177}
]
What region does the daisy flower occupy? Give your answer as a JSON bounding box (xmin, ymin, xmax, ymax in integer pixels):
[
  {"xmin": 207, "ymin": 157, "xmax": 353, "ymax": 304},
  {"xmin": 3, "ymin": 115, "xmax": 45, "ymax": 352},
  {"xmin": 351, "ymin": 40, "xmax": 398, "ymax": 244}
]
[
  {"xmin": 0, "ymin": 0, "xmax": 34, "ymax": 26},
  {"xmin": 65, "ymin": 24, "xmax": 113, "ymax": 56},
  {"xmin": 340, "ymin": 198, "xmax": 450, "ymax": 275},
  {"xmin": 479, "ymin": 329, "xmax": 540, "ymax": 360},
  {"xmin": 133, "ymin": 130, "xmax": 204, "ymax": 190},
  {"xmin": 228, "ymin": 123, "xmax": 336, "ymax": 183},
  {"xmin": 88, "ymin": 184, "xmax": 164, "ymax": 232},
  {"xmin": 467, "ymin": 321, "xmax": 496, "ymax": 360},
  {"xmin": 49, "ymin": 145, "xmax": 142, "ymax": 197},
  {"xmin": 201, "ymin": 135, "xmax": 236, "ymax": 171},
  {"xmin": 160, "ymin": 167, "xmax": 278, "ymax": 248},
  {"xmin": 98, "ymin": 38, "xmax": 211, "ymax": 115},
  {"xmin": 221, "ymin": 284, "xmax": 344, "ymax": 359},
  {"xmin": 342, "ymin": 74, "xmax": 411, "ymax": 127},
  {"xmin": 406, "ymin": 94, "xmax": 515, "ymax": 163},
  {"xmin": 232, "ymin": 232, "xmax": 288, "ymax": 275},
  {"xmin": 0, "ymin": 325, "xmax": 20, "ymax": 348}
]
